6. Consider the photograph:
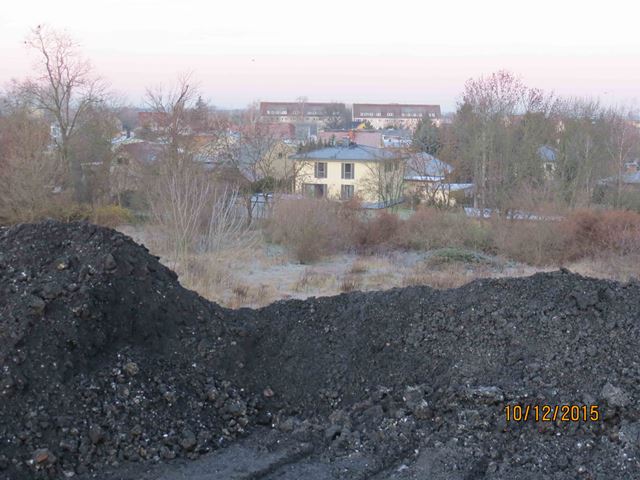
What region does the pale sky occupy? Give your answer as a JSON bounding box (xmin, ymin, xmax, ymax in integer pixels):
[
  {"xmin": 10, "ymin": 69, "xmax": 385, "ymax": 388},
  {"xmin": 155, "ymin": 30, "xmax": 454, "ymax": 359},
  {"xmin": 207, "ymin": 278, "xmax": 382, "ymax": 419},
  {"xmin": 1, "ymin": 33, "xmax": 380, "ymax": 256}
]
[{"xmin": 1, "ymin": 0, "xmax": 639, "ymax": 111}]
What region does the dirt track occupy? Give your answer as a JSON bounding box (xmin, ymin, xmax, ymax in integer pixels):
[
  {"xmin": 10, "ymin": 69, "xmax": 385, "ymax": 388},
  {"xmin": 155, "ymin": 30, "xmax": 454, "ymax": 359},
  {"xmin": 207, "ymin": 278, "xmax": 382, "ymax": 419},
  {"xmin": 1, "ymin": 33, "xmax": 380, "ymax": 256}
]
[{"xmin": 1, "ymin": 221, "xmax": 640, "ymax": 479}]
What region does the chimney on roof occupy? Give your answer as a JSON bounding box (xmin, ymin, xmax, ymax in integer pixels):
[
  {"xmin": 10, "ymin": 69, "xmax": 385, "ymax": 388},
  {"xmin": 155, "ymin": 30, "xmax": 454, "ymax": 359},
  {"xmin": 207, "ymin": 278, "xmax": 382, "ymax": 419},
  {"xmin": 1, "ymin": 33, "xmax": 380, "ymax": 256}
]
[{"xmin": 339, "ymin": 138, "xmax": 351, "ymax": 148}]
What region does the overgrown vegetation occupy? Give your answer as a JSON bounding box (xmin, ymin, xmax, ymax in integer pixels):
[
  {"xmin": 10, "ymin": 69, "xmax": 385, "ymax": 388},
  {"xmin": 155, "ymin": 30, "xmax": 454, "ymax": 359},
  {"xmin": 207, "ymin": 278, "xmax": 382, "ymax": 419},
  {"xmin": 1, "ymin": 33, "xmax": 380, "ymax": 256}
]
[
  {"xmin": 266, "ymin": 199, "xmax": 640, "ymax": 266},
  {"xmin": 2, "ymin": 25, "xmax": 640, "ymax": 311}
]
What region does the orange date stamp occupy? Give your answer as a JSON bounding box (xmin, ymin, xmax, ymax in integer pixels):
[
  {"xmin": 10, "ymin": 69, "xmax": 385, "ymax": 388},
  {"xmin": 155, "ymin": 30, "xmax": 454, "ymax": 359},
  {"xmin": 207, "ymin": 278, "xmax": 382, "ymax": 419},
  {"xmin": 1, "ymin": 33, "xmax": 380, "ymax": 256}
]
[{"xmin": 504, "ymin": 404, "xmax": 601, "ymax": 422}]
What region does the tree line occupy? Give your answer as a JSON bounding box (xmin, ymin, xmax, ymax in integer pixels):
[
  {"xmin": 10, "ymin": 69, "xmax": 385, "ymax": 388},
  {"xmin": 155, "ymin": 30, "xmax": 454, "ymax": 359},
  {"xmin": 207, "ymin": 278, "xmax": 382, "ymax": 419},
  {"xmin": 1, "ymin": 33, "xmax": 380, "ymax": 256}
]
[
  {"xmin": 2, "ymin": 27, "xmax": 640, "ymax": 227},
  {"xmin": 413, "ymin": 71, "xmax": 640, "ymax": 212}
]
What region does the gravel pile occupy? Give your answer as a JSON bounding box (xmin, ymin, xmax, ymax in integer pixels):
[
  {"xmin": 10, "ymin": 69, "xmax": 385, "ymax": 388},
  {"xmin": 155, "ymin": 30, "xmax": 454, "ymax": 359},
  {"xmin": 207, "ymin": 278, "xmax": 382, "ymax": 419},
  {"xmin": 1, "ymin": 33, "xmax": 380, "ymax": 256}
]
[
  {"xmin": 246, "ymin": 273, "xmax": 640, "ymax": 478},
  {"xmin": 0, "ymin": 222, "xmax": 262, "ymax": 479},
  {"xmin": 1, "ymin": 221, "xmax": 640, "ymax": 479}
]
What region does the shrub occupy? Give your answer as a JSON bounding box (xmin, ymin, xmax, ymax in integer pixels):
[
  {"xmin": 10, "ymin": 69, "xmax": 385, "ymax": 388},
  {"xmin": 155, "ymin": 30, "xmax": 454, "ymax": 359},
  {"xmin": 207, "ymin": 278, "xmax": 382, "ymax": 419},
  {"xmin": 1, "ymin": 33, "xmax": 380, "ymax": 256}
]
[
  {"xmin": 492, "ymin": 218, "xmax": 566, "ymax": 265},
  {"xmin": 399, "ymin": 207, "xmax": 494, "ymax": 252},
  {"xmin": 492, "ymin": 209, "xmax": 640, "ymax": 265},
  {"xmin": 353, "ymin": 211, "xmax": 401, "ymax": 250},
  {"xmin": 561, "ymin": 209, "xmax": 640, "ymax": 259},
  {"xmin": 90, "ymin": 205, "xmax": 135, "ymax": 228},
  {"xmin": 266, "ymin": 198, "xmax": 350, "ymax": 263},
  {"xmin": 266, "ymin": 202, "xmax": 640, "ymax": 267},
  {"xmin": 42, "ymin": 202, "xmax": 93, "ymax": 223},
  {"xmin": 426, "ymin": 247, "xmax": 491, "ymax": 267},
  {"xmin": 0, "ymin": 201, "xmax": 135, "ymax": 228}
]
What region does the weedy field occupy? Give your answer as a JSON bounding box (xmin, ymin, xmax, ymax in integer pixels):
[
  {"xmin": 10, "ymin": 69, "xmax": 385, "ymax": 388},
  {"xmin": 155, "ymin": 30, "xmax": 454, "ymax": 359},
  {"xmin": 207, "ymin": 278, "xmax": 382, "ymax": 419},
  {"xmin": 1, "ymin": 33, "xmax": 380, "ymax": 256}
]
[{"xmin": 120, "ymin": 213, "xmax": 640, "ymax": 309}]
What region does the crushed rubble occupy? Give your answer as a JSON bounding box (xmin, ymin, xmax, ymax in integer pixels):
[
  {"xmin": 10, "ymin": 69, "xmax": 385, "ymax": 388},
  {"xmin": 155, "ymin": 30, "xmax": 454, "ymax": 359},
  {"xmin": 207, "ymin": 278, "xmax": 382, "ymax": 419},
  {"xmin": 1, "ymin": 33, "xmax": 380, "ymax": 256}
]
[{"xmin": 1, "ymin": 221, "xmax": 640, "ymax": 479}]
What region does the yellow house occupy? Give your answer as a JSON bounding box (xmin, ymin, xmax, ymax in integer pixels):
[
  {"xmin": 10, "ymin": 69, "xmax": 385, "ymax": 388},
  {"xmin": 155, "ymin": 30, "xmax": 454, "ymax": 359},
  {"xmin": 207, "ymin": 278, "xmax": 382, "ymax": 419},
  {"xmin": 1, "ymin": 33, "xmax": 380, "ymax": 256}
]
[{"xmin": 291, "ymin": 143, "xmax": 406, "ymax": 205}]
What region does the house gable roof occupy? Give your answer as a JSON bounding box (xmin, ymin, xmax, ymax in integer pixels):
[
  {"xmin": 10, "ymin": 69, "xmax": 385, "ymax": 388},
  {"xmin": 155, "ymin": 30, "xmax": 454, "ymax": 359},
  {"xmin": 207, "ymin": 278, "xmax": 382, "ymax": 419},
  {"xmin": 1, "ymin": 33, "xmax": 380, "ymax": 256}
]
[
  {"xmin": 404, "ymin": 152, "xmax": 453, "ymax": 180},
  {"xmin": 291, "ymin": 144, "xmax": 402, "ymax": 162}
]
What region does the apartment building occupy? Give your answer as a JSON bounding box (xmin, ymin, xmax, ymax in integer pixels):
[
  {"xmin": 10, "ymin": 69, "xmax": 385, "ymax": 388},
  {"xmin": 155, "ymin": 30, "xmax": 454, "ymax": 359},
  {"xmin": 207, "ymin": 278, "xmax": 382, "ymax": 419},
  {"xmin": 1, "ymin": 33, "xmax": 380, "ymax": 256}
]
[
  {"xmin": 259, "ymin": 101, "xmax": 347, "ymax": 125},
  {"xmin": 352, "ymin": 103, "xmax": 441, "ymax": 129}
]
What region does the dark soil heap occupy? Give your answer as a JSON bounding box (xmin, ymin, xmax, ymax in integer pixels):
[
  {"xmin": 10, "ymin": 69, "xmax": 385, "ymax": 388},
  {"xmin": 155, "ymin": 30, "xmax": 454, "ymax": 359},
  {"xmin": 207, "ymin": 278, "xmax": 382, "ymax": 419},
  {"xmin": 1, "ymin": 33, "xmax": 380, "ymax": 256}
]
[
  {"xmin": 2, "ymin": 221, "xmax": 640, "ymax": 479},
  {"xmin": 0, "ymin": 221, "xmax": 260, "ymax": 479}
]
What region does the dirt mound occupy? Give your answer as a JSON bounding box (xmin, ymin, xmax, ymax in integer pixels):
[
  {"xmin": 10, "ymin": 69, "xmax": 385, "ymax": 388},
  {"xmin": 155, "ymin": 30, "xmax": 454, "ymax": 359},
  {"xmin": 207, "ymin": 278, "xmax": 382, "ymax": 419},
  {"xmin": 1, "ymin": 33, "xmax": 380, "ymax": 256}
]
[
  {"xmin": 0, "ymin": 221, "xmax": 260, "ymax": 479},
  {"xmin": 244, "ymin": 274, "xmax": 640, "ymax": 477},
  {"xmin": 2, "ymin": 221, "xmax": 640, "ymax": 479}
]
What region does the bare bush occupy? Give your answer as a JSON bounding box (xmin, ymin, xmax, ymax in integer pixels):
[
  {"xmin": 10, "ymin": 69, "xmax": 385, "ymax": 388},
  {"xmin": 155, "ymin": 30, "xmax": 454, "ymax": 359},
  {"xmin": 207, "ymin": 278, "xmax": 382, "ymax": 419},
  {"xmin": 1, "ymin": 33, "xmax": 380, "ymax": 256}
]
[
  {"xmin": 353, "ymin": 211, "xmax": 401, "ymax": 250},
  {"xmin": 399, "ymin": 207, "xmax": 494, "ymax": 252},
  {"xmin": 147, "ymin": 158, "xmax": 251, "ymax": 260},
  {"xmin": 561, "ymin": 209, "xmax": 640, "ymax": 259},
  {"xmin": 146, "ymin": 160, "xmax": 211, "ymax": 260},
  {"xmin": 492, "ymin": 218, "xmax": 566, "ymax": 265},
  {"xmin": 199, "ymin": 186, "xmax": 253, "ymax": 254},
  {"xmin": 266, "ymin": 198, "xmax": 350, "ymax": 263}
]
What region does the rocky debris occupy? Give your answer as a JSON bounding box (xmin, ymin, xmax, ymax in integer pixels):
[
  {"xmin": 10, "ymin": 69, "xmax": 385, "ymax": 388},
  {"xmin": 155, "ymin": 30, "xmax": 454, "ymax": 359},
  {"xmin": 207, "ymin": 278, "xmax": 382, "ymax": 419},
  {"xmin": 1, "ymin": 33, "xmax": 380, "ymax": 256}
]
[
  {"xmin": 2, "ymin": 221, "xmax": 640, "ymax": 479},
  {"xmin": 123, "ymin": 362, "xmax": 139, "ymax": 377},
  {"xmin": 32, "ymin": 449, "xmax": 56, "ymax": 465},
  {"xmin": 0, "ymin": 222, "xmax": 260, "ymax": 479},
  {"xmin": 601, "ymin": 382, "xmax": 630, "ymax": 408}
]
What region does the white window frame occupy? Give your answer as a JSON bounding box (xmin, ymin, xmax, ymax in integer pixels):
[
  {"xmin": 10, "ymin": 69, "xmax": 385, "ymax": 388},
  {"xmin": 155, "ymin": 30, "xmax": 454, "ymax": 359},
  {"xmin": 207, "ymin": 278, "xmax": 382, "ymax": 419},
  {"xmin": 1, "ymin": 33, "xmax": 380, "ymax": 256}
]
[
  {"xmin": 341, "ymin": 163, "xmax": 354, "ymax": 180},
  {"xmin": 314, "ymin": 162, "xmax": 327, "ymax": 179}
]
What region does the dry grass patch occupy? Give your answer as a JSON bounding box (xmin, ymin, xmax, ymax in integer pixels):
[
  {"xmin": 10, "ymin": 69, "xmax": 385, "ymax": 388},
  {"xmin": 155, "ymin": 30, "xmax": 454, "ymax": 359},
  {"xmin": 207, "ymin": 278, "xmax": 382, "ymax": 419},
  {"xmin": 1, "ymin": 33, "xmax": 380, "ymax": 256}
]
[
  {"xmin": 349, "ymin": 258, "xmax": 370, "ymax": 274},
  {"xmin": 568, "ymin": 254, "xmax": 640, "ymax": 283},
  {"xmin": 339, "ymin": 275, "xmax": 361, "ymax": 293},
  {"xmin": 228, "ymin": 283, "xmax": 278, "ymax": 309},
  {"xmin": 293, "ymin": 268, "xmax": 335, "ymax": 292},
  {"xmin": 176, "ymin": 254, "xmax": 237, "ymax": 304},
  {"xmin": 402, "ymin": 260, "xmax": 495, "ymax": 290}
]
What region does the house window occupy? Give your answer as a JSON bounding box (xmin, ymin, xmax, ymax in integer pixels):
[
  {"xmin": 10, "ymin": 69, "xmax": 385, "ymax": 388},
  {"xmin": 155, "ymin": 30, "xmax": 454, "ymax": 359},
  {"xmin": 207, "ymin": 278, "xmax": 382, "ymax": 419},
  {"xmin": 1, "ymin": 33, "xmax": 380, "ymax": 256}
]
[
  {"xmin": 303, "ymin": 183, "xmax": 326, "ymax": 198},
  {"xmin": 314, "ymin": 162, "xmax": 327, "ymax": 178},
  {"xmin": 341, "ymin": 185, "xmax": 354, "ymax": 200},
  {"xmin": 341, "ymin": 163, "xmax": 354, "ymax": 180}
]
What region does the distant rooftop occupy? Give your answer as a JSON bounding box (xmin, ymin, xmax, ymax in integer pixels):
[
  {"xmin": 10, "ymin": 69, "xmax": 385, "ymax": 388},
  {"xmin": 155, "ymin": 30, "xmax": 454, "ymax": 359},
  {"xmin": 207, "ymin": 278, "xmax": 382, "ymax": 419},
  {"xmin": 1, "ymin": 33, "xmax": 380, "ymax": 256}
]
[
  {"xmin": 291, "ymin": 144, "xmax": 402, "ymax": 162},
  {"xmin": 404, "ymin": 152, "xmax": 452, "ymax": 180},
  {"xmin": 353, "ymin": 103, "xmax": 441, "ymax": 119},
  {"xmin": 260, "ymin": 101, "xmax": 345, "ymax": 117},
  {"xmin": 538, "ymin": 145, "xmax": 557, "ymax": 162},
  {"xmin": 598, "ymin": 171, "xmax": 640, "ymax": 185}
]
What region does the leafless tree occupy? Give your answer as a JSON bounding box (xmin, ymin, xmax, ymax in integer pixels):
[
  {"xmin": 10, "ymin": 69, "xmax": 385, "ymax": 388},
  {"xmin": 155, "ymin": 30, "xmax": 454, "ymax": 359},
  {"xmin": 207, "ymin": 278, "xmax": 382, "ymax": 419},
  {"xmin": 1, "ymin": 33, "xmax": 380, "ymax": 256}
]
[
  {"xmin": 456, "ymin": 70, "xmax": 560, "ymax": 213},
  {"xmin": 603, "ymin": 106, "xmax": 639, "ymax": 206},
  {"xmin": 21, "ymin": 25, "xmax": 108, "ymax": 202},
  {"xmin": 143, "ymin": 76, "xmax": 207, "ymax": 258},
  {"xmin": 361, "ymin": 155, "xmax": 406, "ymax": 207},
  {"xmin": 144, "ymin": 74, "xmax": 198, "ymax": 154},
  {"xmin": 322, "ymin": 102, "xmax": 350, "ymax": 129},
  {"xmin": 461, "ymin": 70, "xmax": 528, "ymax": 212},
  {"xmin": 555, "ymin": 98, "xmax": 605, "ymax": 207},
  {"xmin": 0, "ymin": 97, "xmax": 62, "ymax": 222},
  {"xmin": 209, "ymin": 112, "xmax": 290, "ymax": 225},
  {"xmin": 406, "ymin": 150, "xmax": 453, "ymax": 206}
]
